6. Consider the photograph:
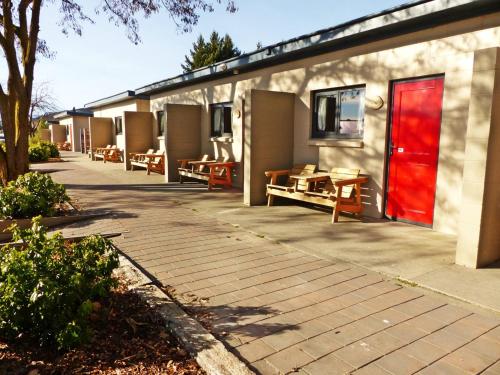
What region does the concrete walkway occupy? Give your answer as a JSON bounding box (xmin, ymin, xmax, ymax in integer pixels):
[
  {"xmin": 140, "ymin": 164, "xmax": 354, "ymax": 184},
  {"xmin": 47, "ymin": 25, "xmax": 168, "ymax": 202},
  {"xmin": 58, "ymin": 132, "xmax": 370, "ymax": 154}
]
[{"xmin": 38, "ymin": 153, "xmax": 500, "ymax": 375}]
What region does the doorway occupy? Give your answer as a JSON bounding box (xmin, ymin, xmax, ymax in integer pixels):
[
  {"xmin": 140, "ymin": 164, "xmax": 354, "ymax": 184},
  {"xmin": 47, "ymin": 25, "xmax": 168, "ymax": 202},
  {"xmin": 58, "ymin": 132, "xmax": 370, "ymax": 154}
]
[{"xmin": 385, "ymin": 76, "xmax": 444, "ymax": 226}]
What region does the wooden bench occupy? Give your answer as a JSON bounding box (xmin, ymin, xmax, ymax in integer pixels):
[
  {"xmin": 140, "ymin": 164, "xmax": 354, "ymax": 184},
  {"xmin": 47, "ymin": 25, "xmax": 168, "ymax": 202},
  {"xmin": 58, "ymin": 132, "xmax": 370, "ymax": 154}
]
[
  {"xmin": 146, "ymin": 152, "xmax": 165, "ymax": 175},
  {"xmin": 93, "ymin": 145, "xmax": 114, "ymax": 161},
  {"xmin": 178, "ymin": 156, "xmax": 237, "ymax": 190},
  {"xmin": 103, "ymin": 147, "xmax": 122, "ymax": 163},
  {"xmin": 265, "ymin": 166, "xmax": 368, "ymax": 223},
  {"xmin": 178, "ymin": 154, "xmax": 213, "ymax": 183},
  {"xmin": 57, "ymin": 142, "xmax": 72, "ymax": 151},
  {"xmin": 130, "ymin": 149, "xmax": 154, "ymax": 170}
]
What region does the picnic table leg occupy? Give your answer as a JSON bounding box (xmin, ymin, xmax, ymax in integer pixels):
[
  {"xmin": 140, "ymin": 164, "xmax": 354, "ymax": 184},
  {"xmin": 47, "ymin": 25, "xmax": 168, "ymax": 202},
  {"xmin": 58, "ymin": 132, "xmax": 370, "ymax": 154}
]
[{"xmin": 267, "ymin": 194, "xmax": 275, "ymax": 207}]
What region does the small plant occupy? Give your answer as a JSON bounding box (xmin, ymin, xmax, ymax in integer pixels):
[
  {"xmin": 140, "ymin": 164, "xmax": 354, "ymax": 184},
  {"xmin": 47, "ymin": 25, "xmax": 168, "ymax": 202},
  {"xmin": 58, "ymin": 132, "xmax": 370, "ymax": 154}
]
[
  {"xmin": 0, "ymin": 218, "xmax": 119, "ymax": 349},
  {"xmin": 0, "ymin": 172, "xmax": 69, "ymax": 219},
  {"xmin": 28, "ymin": 141, "xmax": 60, "ymax": 162}
]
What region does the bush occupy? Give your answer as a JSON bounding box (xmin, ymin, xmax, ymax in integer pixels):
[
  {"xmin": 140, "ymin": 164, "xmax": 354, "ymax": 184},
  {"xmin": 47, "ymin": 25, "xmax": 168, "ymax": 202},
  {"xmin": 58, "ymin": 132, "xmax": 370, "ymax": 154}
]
[
  {"xmin": 0, "ymin": 172, "xmax": 69, "ymax": 219},
  {"xmin": 28, "ymin": 141, "xmax": 60, "ymax": 162},
  {"xmin": 0, "ymin": 218, "xmax": 119, "ymax": 349}
]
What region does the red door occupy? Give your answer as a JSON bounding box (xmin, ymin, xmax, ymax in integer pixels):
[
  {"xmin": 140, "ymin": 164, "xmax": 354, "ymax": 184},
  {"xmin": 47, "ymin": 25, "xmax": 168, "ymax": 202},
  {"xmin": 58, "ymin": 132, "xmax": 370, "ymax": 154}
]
[{"xmin": 386, "ymin": 77, "xmax": 444, "ymax": 226}]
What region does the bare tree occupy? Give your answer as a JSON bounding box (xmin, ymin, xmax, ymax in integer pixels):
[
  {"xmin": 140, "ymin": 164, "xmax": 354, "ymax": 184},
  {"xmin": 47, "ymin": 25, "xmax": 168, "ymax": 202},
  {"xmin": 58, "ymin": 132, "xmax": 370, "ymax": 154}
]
[
  {"xmin": 0, "ymin": 0, "xmax": 236, "ymax": 183},
  {"xmin": 29, "ymin": 81, "xmax": 59, "ymax": 136}
]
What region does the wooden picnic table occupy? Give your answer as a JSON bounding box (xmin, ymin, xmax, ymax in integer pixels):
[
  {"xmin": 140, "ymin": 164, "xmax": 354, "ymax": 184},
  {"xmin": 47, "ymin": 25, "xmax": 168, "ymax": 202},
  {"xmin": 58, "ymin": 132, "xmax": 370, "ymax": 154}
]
[
  {"xmin": 188, "ymin": 159, "xmax": 217, "ymax": 166},
  {"xmin": 288, "ymin": 172, "xmax": 330, "ymax": 192}
]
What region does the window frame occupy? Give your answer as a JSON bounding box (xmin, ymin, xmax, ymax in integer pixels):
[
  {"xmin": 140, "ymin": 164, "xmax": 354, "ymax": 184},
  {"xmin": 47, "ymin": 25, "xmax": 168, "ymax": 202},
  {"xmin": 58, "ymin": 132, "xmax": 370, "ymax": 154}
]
[
  {"xmin": 115, "ymin": 116, "xmax": 123, "ymax": 135},
  {"xmin": 210, "ymin": 102, "xmax": 233, "ymax": 138},
  {"xmin": 311, "ymin": 85, "xmax": 366, "ymax": 140},
  {"xmin": 157, "ymin": 110, "xmax": 165, "ymax": 137}
]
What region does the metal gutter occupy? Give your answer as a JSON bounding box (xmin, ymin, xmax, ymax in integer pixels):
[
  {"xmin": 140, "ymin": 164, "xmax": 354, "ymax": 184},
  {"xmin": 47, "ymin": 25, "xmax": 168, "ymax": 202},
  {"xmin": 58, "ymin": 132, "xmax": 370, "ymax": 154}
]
[
  {"xmin": 84, "ymin": 90, "xmax": 150, "ymax": 109},
  {"xmin": 135, "ymin": 0, "xmax": 500, "ymax": 96}
]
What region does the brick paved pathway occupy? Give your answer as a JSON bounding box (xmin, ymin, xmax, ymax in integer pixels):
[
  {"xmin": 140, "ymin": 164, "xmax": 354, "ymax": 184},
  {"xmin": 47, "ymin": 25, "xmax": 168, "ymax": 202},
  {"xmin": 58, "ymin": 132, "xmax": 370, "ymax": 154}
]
[{"xmin": 46, "ymin": 155, "xmax": 500, "ymax": 375}]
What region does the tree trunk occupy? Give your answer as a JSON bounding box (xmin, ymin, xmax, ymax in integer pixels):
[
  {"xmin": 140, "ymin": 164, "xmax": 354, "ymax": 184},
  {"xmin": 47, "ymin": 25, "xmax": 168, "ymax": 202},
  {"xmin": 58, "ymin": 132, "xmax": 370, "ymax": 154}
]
[{"xmin": 0, "ymin": 96, "xmax": 30, "ymax": 183}]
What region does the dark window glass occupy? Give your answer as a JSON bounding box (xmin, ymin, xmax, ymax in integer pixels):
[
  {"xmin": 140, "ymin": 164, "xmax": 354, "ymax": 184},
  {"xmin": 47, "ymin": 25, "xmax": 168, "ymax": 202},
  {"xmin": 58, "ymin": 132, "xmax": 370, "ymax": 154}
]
[
  {"xmin": 211, "ymin": 103, "xmax": 232, "ymax": 137},
  {"xmin": 157, "ymin": 111, "xmax": 165, "ymax": 136},
  {"xmin": 312, "ymin": 86, "xmax": 365, "ymax": 139},
  {"xmin": 115, "ymin": 116, "xmax": 123, "ymax": 135}
]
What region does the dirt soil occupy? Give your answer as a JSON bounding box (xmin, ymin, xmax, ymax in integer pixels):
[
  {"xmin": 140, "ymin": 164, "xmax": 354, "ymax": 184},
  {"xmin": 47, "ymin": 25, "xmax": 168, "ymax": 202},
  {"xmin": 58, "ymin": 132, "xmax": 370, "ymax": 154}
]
[{"xmin": 0, "ymin": 283, "xmax": 204, "ymax": 375}]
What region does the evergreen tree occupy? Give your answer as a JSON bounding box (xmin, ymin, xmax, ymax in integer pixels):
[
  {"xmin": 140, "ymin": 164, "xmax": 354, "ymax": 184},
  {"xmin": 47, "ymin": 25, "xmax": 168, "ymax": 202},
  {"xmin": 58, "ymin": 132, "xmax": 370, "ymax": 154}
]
[{"xmin": 182, "ymin": 31, "xmax": 241, "ymax": 72}]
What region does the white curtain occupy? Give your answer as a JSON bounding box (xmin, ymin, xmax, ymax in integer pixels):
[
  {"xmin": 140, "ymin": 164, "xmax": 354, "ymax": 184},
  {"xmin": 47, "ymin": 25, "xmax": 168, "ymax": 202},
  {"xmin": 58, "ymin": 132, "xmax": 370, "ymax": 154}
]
[{"xmin": 317, "ymin": 96, "xmax": 327, "ymax": 131}]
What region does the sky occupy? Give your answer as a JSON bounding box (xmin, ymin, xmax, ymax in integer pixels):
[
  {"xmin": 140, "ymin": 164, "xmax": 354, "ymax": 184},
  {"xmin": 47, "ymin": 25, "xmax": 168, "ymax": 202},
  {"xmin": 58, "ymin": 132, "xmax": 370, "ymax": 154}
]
[{"xmin": 34, "ymin": 0, "xmax": 406, "ymax": 109}]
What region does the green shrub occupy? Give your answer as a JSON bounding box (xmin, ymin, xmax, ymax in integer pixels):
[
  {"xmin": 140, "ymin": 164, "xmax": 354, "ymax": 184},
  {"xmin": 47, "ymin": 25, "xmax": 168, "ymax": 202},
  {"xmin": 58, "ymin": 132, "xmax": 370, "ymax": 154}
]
[
  {"xmin": 46, "ymin": 142, "xmax": 60, "ymax": 158},
  {"xmin": 0, "ymin": 172, "xmax": 69, "ymax": 219},
  {"xmin": 28, "ymin": 143, "xmax": 50, "ymax": 162},
  {"xmin": 28, "ymin": 141, "xmax": 60, "ymax": 162},
  {"xmin": 0, "ymin": 218, "xmax": 119, "ymax": 349}
]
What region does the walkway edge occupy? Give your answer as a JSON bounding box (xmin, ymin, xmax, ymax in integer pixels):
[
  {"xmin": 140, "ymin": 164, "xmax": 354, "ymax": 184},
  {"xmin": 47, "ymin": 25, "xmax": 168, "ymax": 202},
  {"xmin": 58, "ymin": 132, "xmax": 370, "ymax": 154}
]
[{"xmin": 117, "ymin": 256, "xmax": 255, "ymax": 375}]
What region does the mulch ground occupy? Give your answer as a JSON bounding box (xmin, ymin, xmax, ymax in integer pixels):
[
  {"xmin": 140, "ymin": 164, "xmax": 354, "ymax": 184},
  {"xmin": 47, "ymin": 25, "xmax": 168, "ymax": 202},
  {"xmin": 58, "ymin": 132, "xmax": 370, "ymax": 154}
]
[{"xmin": 0, "ymin": 282, "xmax": 204, "ymax": 375}]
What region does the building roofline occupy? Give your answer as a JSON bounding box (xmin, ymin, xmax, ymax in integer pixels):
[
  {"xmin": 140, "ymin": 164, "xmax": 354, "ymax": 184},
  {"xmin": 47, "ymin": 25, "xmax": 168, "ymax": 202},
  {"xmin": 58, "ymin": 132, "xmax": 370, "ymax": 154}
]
[
  {"xmin": 54, "ymin": 108, "xmax": 94, "ymax": 119},
  {"xmin": 84, "ymin": 90, "xmax": 150, "ymax": 109},
  {"xmin": 135, "ymin": 0, "xmax": 500, "ymax": 96}
]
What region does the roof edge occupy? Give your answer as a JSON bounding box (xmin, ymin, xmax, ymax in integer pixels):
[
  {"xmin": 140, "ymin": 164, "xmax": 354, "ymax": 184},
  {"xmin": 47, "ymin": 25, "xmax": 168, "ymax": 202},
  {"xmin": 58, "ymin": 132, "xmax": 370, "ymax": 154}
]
[
  {"xmin": 136, "ymin": 0, "xmax": 500, "ymax": 96},
  {"xmin": 84, "ymin": 90, "xmax": 150, "ymax": 109}
]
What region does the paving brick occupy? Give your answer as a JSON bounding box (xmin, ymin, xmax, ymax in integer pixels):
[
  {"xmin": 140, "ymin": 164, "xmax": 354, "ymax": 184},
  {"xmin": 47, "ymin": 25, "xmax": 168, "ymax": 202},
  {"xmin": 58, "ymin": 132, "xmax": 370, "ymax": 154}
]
[
  {"xmin": 264, "ymin": 346, "xmax": 315, "ymax": 374},
  {"xmin": 234, "ymin": 339, "xmax": 277, "ymax": 363},
  {"xmin": 406, "ymin": 312, "xmax": 448, "ymax": 333},
  {"xmin": 485, "ymin": 361, "xmax": 500, "ymax": 375},
  {"xmin": 424, "ymin": 304, "xmax": 472, "ymax": 324},
  {"xmin": 295, "ymin": 319, "xmax": 331, "ymax": 340},
  {"xmin": 385, "ymin": 322, "xmax": 427, "ymax": 344},
  {"xmin": 333, "ymin": 342, "xmax": 383, "ymax": 368},
  {"xmin": 399, "ymin": 339, "xmax": 447, "ymax": 364},
  {"xmin": 261, "ymin": 329, "xmax": 305, "ymax": 351},
  {"xmin": 362, "ymin": 331, "xmax": 407, "ymax": 354},
  {"xmin": 296, "ymin": 330, "xmax": 344, "ymax": 359},
  {"xmin": 422, "ymin": 329, "xmax": 470, "ymax": 352},
  {"xmin": 374, "ymin": 351, "xmax": 426, "ymax": 374},
  {"xmin": 486, "ymin": 326, "xmax": 500, "ymax": 343},
  {"xmin": 442, "ymin": 347, "xmax": 496, "ymax": 373},
  {"xmin": 416, "ymin": 360, "xmax": 470, "ymax": 375},
  {"xmin": 316, "ymin": 311, "xmax": 353, "ymax": 330},
  {"xmin": 302, "ymin": 352, "xmax": 355, "ymax": 375},
  {"xmin": 371, "ymin": 308, "xmax": 410, "ymax": 326},
  {"xmin": 392, "ymin": 295, "xmax": 446, "ymax": 317},
  {"xmin": 351, "ymin": 364, "xmax": 392, "ymax": 374},
  {"xmin": 251, "ymin": 359, "xmax": 280, "ymax": 375},
  {"xmin": 465, "ymin": 335, "xmax": 500, "ymax": 361}
]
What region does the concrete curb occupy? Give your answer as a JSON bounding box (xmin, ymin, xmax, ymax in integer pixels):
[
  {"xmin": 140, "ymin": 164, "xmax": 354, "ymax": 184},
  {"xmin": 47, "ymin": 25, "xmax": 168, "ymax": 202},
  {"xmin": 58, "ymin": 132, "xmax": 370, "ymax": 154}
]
[{"xmin": 117, "ymin": 255, "xmax": 255, "ymax": 375}]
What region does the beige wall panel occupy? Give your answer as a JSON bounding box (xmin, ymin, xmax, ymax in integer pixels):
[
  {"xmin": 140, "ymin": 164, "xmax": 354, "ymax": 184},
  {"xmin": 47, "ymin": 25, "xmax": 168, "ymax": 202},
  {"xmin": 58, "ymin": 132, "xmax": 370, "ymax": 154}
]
[
  {"xmin": 39, "ymin": 129, "xmax": 51, "ymax": 141},
  {"xmin": 164, "ymin": 104, "xmax": 201, "ymax": 182},
  {"xmin": 477, "ymin": 48, "xmax": 500, "ymax": 267},
  {"xmin": 92, "ymin": 100, "xmax": 137, "ymax": 118},
  {"xmin": 455, "ymin": 47, "xmax": 500, "ymax": 268},
  {"xmin": 58, "ymin": 118, "xmax": 72, "ymax": 145},
  {"xmin": 244, "ymin": 90, "xmax": 295, "ymax": 205},
  {"xmin": 50, "ymin": 124, "xmax": 67, "ymax": 143},
  {"xmin": 137, "ymin": 99, "xmax": 150, "ymax": 112},
  {"xmin": 123, "ymin": 111, "xmax": 154, "ymax": 169},
  {"xmin": 71, "ymin": 116, "xmax": 90, "ymax": 152},
  {"xmin": 89, "ymin": 117, "xmax": 113, "ymax": 156},
  {"xmin": 149, "ymin": 15, "xmax": 500, "ymax": 236}
]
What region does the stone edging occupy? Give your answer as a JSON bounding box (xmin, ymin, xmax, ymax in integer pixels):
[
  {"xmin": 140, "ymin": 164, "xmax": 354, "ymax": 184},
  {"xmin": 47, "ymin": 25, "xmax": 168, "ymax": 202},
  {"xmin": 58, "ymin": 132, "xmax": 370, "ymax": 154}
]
[{"xmin": 117, "ymin": 255, "xmax": 255, "ymax": 375}]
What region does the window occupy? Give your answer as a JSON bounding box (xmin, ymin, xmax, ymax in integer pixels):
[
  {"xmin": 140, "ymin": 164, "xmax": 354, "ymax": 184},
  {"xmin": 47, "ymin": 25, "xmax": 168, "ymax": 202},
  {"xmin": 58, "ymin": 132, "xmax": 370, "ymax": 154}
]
[
  {"xmin": 115, "ymin": 116, "xmax": 123, "ymax": 135},
  {"xmin": 210, "ymin": 103, "xmax": 232, "ymax": 137},
  {"xmin": 312, "ymin": 86, "xmax": 365, "ymax": 139},
  {"xmin": 65, "ymin": 125, "xmax": 70, "ymax": 136},
  {"xmin": 157, "ymin": 110, "xmax": 165, "ymax": 136}
]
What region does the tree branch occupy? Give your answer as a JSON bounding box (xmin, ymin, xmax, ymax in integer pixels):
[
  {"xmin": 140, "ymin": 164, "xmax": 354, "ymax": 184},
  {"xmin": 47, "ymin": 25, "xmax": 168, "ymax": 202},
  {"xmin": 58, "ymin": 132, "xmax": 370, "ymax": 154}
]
[
  {"xmin": 23, "ymin": 0, "xmax": 41, "ymax": 99},
  {"xmin": 18, "ymin": 0, "xmax": 32, "ymax": 55}
]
